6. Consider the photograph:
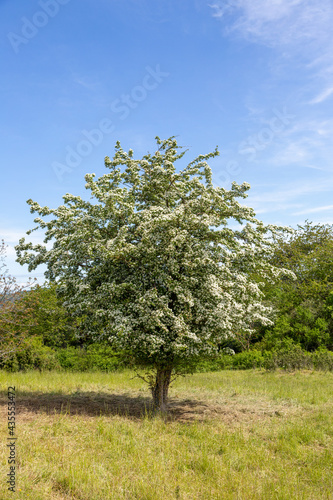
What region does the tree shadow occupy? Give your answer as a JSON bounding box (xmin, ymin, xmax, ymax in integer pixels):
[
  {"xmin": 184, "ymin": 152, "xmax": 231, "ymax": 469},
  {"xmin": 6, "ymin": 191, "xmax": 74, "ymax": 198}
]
[{"xmin": 0, "ymin": 390, "xmax": 212, "ymax": 422}]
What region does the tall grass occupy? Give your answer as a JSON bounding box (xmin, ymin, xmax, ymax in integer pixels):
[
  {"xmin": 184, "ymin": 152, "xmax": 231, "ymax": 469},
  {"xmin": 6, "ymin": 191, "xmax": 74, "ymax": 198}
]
[{"xmin": 0, "ymin": 370, "xmax": 332, "ymax": 499}]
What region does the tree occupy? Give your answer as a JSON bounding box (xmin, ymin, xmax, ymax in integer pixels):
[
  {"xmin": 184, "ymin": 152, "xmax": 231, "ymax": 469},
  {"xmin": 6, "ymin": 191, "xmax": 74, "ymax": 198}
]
[
  {"xmin": 16, "ymin": 136, "xmax": 292, "ymax": 412},
  {"xmin": 0, "ymin": 240, "xmax": 37, "ymax": 361},
  {"xmin": 257, "ymin": 221, "xmax": 333, "ymax": 351},
  {"xmin": 23, "ymin": 284, "xmax": 84, "ymax": 349}
]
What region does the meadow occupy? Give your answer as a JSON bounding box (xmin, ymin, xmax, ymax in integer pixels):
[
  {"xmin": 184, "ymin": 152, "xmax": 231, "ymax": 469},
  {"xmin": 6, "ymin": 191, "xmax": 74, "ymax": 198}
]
[{"xmin": 0, "ymin": 369, "xmax": 332, "ymax": 499}]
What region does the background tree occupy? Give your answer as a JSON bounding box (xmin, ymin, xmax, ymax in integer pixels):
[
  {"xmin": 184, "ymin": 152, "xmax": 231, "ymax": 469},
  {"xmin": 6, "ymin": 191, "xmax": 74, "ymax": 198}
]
[
  {"xmin": 0, "ymin": 239, "xmax": 37, "ymax": 361},
  {"xmin": 16, "ymin": 137, "xmax": 292, "ymax": 412},
  {"xmin": 256, "ymin": 221, "xmax": 333, "ymax": 351},
  {"xmin": 23, "ymin": 284, "xmax": 85, "ymax": 349}
]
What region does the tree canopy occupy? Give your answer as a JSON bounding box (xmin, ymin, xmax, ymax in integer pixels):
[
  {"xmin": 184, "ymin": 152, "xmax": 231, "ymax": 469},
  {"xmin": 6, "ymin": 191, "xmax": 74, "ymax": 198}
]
[
  {"xmin": 257, "ymin": 221, "xmax": 333, "ymax": 352},
  {"xmin": 16, "ymin": 136, "xmax": 292, "ymax": 411},
  {"xmin": 0, "ymin": 240, "xmax": 37, "ymax": 361}
]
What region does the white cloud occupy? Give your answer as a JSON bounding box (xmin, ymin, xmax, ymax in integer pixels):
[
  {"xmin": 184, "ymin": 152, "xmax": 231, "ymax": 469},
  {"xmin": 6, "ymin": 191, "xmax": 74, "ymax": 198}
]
[
  {"xmin": 251, "ymin": 117, "xmax": 333, "ymax": 172},
  {"xmin": 208, "ymin": 0, "xmax": 333, "ymax": 226},
  {"xmin": 269, "ymin": 141, "xmax": 311, "ymax": 166},
  {"xmin": 253, "ymin": 203, "xmax": 303, "ymax": 215},
  {"xmin": 309, "ymin": 86, "xmax": 333, "ymax": 104},
  {"xmin": 247, "ymin": 176, "xmax": 333, "ymax": 215},
  {"xmin": 208, "ymin": 2, "xmax": 233, "ymax": 18},
  {"xmin": 208, "ymin": 0, "xmax": 333, "ymax": 148},
  {"xmin": 265, "ymin": 140, "xmax": 325, "ymax": 170},
  {"xmin": 209, "ymin": 0, "xmax": 333, "ymax": 48},
  {"xmin": 292, "ymin": 205, "xmax": 333, "ymax": 216}
]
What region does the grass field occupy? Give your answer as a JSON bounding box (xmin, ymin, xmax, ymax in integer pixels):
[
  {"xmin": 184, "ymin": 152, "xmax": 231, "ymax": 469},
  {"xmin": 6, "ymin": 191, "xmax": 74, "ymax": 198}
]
[{"xmin": 0, "ymin": 369, "xmax": 332, "ymax": 499}]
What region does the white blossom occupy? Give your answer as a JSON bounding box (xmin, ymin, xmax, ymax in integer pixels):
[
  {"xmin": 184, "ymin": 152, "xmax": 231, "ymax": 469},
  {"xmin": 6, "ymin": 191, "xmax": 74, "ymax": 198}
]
[{"xmin": 15, "ymin": 137, "xmax": 293, "ymax": 371}]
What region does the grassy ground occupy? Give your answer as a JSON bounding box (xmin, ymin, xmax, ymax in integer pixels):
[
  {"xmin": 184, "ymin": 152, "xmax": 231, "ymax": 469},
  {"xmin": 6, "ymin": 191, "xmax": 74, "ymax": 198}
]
[{"xmin": 0, "ymin": 369, "xmax": 332, "ymax": 500}]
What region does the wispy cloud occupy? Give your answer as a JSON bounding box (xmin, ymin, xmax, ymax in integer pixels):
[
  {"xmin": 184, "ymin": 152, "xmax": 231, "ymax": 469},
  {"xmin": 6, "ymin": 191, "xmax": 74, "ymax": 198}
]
[
  {"xmin": 247, "ymin": 176, "xmax": 333, "ymax": 216},
  {"xmin": 208, "ymin": 0, "xmax": 333, "ymax": 135},
  {"xmin": 235, "ymin": 115, "xmax": 333, "ymax": 175},
  {"xmin": 209, "ymin": 2, "xmax": 234, "ymax": 19},
  {"xmin": 209, "ymin": 0, "xmax": 333, "ymax": 48},
  {"xmin": 267, "ymin": 141, "xmax": 314, "ymax": 167},
  {"xmin": 309, "ymin": 86, "xmax": 333, "ymax": 104},
  {"xmin": 265, "ymin": 139, "xmax": 327, "ymax": 171},
  {"xmin": 292, "ymin": 204, "xmax": 333, "ymax": 216},
  {"xmin": 71, "ymin": 74, "xmax": 101, "ymax": 91}
]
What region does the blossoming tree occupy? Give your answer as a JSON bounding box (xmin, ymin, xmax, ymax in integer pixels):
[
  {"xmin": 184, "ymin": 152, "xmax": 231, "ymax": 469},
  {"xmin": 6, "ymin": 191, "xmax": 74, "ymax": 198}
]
[{"xmin": 16, "ymin": 137, "xmax": 292, "ymax": 411}]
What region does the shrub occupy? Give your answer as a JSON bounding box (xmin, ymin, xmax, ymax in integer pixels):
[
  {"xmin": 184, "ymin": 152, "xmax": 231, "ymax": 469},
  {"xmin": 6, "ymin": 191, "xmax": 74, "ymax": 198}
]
[
  {"xmin": 264, "ymin": 344, "xmax": 312, "ymax": 371},
  {"xmin": 56, "ymin": 346, "xmax": 90, "ymax": 371},
  {"xmin": 193, "ymin": 350, "xmax": 265, "ymax": 372},
  {"xmin": 192, "ymin": 355, "xmax": 231, "ymax": 373},
  {"xmin": 230, "ymin": 350, "xmax": 264, "ymax": 370},
  {"xmin": 0, "ymin": 340, "xmax": 125, "ymax": 372},
  {"xmin": 193, "ymin": 346, "xmax": 333, "ymax": 373},
  {"xmin": 0, "ymin": 336, "xmax": 60, "ymax": 371},
  {"xmin": 56, "ymin": 344, "xmax": 126, "ymax": 372},
  {"xmin": 311, "ymin": 349, "xmax": 333, "ymax": 372}
]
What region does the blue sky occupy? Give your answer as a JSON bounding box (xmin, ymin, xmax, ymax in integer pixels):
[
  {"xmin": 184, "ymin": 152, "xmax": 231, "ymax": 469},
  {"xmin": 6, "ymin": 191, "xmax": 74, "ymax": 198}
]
[{"xmin": 1, "ymin": 0, "xmax": 333, "ymax": 283}]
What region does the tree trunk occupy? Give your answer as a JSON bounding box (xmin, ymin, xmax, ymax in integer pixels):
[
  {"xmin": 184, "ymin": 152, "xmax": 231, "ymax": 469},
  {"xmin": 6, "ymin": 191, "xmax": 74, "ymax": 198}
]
[{"xmin": 151, "ymin": 366, "xmax": 172, "ymax": 413}]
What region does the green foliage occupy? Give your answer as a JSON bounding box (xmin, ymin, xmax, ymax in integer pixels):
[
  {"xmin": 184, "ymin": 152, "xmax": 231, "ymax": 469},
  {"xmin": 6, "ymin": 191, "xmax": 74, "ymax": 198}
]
[
  {"xmin": 0, "ymin": 239, "xmax": 39, "ymax": 361},
  {"xmin": 311, "ymin": 349, "xmax": 333, "ymax": 371},
  {"xmin": 193, "ymin": 350, "xmax": 265, "ymax": 371},
  {"xmin": 194, "ymin": 346, "xmax": 333, "ymax": 373},
  {"xmin": 257, "ymin": 221, "xmax": 333, "ymax": 351},
  {"xmin": 56, "ymin": 344, "xmax": 126, "ymax": 372},
  {"xmin": 230, "ymin": 350, "xmax": 265, "ymax": 369},
  {"xmin": 2, "ymin": 340, "xmax": 333, "ymax": 374},
  {"xmin": 263, "ymin": 344, "xmax": 333, "ymax": 372},
  {"xmin": 190, "ymin": 355, "xmax": 230, "ymax": 372},
  {"xmin": 263, "ymin": 344, "xmax": 311, "ymax": 371},
  {"xmin": 0, "ymin": 336, "xmax": 60, "ymax": 372},
  {"xmin": 21, "ymin": 284, "xmax": 83, "ymax": 348},
  {"xmin": 0, "ymin": 340, "xmax": 126, "ymax": 372}
]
